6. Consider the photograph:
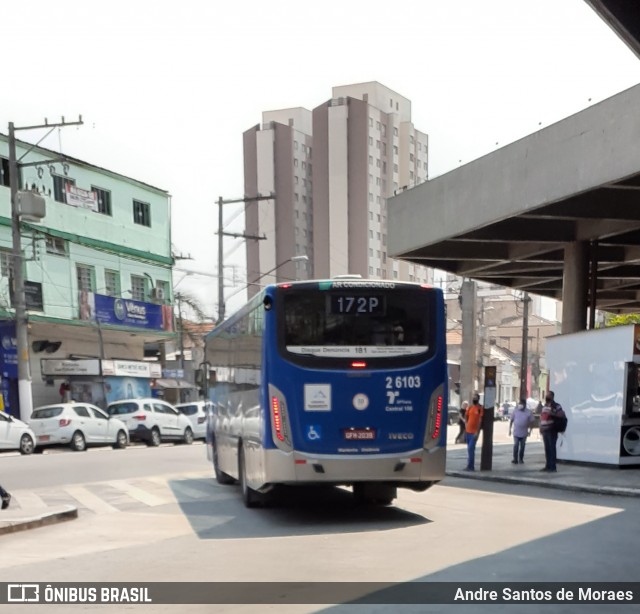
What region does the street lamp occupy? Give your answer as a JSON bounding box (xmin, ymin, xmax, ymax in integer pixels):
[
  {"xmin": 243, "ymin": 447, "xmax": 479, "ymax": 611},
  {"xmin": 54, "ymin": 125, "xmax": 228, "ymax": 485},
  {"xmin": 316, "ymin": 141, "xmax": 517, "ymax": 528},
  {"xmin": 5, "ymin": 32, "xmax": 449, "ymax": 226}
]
[{"xmin": 254, "ymin": 254, "xmax": 308, "ymax": 285}]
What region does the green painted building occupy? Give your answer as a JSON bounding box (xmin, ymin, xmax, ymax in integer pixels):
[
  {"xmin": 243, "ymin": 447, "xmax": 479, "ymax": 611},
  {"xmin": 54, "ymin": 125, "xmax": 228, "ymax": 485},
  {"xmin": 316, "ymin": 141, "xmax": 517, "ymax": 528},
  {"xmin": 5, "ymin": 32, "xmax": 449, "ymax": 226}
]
[{"xmin": 0, "ymin": 133, "xmax": 175, "ymax": 414}]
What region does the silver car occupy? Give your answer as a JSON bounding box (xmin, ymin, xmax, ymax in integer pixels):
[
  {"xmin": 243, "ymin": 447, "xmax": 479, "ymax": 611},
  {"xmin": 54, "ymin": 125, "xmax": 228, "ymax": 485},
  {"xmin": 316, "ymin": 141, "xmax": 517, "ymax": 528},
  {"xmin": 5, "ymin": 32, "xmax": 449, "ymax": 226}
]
[
  {"xmin": 30, "ymin": 403, "xmax": 129, "ymax": 452},
  {"xmin": 0, "ymin": 411, "xmax": 36, "ymax": 454},
  {"xmin": 175, "ymin": 401, "xmax": 212, "ymax": 440}
]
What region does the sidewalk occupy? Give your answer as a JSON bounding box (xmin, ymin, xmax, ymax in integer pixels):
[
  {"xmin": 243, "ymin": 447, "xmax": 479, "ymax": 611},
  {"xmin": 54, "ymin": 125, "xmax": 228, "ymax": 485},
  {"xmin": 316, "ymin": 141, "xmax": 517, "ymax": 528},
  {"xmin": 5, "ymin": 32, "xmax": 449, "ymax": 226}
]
[
  {"xmin": 0, "ymin": 502, "xmax": 77, "ymax": 536},
  {"xmin": 446, "ymin": 421, "xmax": 640, "ymax": 497}
]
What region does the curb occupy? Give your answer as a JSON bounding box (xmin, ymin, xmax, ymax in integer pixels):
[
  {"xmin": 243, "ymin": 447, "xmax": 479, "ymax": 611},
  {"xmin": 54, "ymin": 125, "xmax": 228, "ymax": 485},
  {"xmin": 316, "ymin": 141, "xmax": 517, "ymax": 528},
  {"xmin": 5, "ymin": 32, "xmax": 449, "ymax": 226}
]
[
  {"xmin": 0, "ymin": 505, "xmax": 78, "ymax": 536},
  {"xmin": 445, "ymin": 471, "xmax": 640, "ymax": 498}
]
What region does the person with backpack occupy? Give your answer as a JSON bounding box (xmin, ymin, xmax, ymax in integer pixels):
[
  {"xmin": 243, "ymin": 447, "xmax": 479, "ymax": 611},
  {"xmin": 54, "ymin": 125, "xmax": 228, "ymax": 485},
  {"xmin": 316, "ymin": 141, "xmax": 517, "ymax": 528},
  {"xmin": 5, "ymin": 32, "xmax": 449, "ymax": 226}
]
[{"xmin": 539, "ymin": 390, "xmax": 567, "ymax": 472}]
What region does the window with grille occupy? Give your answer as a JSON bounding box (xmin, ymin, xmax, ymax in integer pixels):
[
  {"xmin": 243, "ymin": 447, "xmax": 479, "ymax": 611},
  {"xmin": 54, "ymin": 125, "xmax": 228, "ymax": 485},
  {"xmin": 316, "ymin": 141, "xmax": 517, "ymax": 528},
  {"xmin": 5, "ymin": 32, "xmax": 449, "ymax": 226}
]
[
  {"xmin": 45, "ymin": 236, "xmax": 67, "ymax": 256},
  {"xmin": 105, "ymin": 270, "xmax": 120, "ymax": 297},
  {"xmin": 133, "ymin": 200, "xmax": 151, "ymax": 227},
  {"xmin": 156, "ymin": 281, "xmax": 169, "ymax": 302},
  {"xmin": 92, "ymin": 186, "xmax": 112, "ymax": 216},
  {"xmin": 53, "ymin": 175, "xmax": 75, "ymax": 203},
  {"xmin": 0, "ymin": 157, "xmax": 9, "ymax": 187},
  {"xmin": 131, "ymin": 275, "xmax": 146, "ymax": 301},
  {"xmin": 0, "ymin": 249, "xmax": 13, "ymax": 277},
  {"xmin": 76, "ymin": 264, "xmax": 94, "ymax": 291}
]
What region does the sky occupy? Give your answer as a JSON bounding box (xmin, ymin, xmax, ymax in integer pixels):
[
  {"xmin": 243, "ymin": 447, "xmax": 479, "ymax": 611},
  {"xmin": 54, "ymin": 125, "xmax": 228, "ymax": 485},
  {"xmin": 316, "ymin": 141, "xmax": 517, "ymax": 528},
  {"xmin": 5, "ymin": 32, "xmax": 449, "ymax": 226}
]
[{"xmin": 2, "ymin": 0, "xmax": 640, "ymax": 318}]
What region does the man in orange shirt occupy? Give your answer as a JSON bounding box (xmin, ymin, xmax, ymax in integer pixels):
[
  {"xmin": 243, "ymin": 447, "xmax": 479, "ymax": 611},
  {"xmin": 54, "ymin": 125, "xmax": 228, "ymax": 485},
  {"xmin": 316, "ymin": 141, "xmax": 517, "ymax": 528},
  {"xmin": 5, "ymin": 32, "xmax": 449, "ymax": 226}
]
[{"xmin": 464, "ymin": 393, "xmax": 484, "ymax": 471}]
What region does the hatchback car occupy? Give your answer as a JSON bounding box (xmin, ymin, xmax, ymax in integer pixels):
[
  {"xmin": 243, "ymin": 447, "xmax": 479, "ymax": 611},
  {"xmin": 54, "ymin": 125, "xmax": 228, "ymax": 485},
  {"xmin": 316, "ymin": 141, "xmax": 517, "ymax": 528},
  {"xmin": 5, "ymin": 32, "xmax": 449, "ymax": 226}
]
[
  {"xmin": 107, "ymin": 398, "xmax": 194, "ymax": 446},
  {"xmin": 0, "ymin": 411, "xmax": 36, "ymax": 454},
  {"xmin": 175, "ymin": 401, "xmax": 212, "ymax": 440},
  {"xmin": 29, "ymin": 403, "xmax": 129, "ymax": 452}
]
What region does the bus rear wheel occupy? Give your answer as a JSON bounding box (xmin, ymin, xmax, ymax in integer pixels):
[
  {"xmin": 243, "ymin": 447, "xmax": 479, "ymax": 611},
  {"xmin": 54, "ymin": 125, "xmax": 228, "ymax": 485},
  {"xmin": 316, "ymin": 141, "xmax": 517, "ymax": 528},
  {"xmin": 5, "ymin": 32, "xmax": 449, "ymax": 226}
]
[
  {"xmin": 239, "ymin": 446, "xmax": 263, "ymax": 508},
  {"xmin": 353, "ymin": 483, "xmax": 396, "ymax": 506}
]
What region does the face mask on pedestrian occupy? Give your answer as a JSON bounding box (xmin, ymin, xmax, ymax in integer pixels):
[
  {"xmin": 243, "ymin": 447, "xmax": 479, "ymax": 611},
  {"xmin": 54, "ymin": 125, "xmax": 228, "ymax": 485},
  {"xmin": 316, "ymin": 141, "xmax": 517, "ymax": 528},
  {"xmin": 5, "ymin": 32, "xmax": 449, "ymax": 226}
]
[
  {"xmin": 545, "ymin": 396, "xmax": 552, "ymax": 404},
  {"xmin": 472, "ymin": 397, "xmax": 479, "ymax": 404}
]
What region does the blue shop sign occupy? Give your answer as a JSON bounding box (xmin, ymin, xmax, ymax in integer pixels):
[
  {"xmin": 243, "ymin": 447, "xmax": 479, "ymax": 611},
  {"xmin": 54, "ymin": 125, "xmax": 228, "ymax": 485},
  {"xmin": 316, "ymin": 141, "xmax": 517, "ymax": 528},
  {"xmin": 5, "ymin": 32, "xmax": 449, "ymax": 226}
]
[
  {"xmin": 80, "ymin": 292, "xmax": 173, "ymax": 332},
  {"xmin": 0, "ymin": 322, "xmax": 17, "ymax": 378}
]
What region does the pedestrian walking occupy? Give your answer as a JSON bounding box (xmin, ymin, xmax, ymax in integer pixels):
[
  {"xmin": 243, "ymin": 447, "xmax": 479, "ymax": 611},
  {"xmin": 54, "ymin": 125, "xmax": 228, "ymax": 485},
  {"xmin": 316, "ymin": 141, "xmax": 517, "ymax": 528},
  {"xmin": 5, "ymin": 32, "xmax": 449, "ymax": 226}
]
[
  {"xmin": 509, "ymin": 398, "xmax": 534, "ymax": 464},
  {"xmin": 455, "ymin": 401, "xmax": 468, "ymax": 444},
  {"xmin": 539, "ymin": 390, "xmax": 567, "ymax": 472},
  {"xmin": 464, "ymin": 394, "xmax": 484, "ymax": 471},
  {"xmin": 0, "ymin": 484, "xmax": 10, "ymax": 510}
]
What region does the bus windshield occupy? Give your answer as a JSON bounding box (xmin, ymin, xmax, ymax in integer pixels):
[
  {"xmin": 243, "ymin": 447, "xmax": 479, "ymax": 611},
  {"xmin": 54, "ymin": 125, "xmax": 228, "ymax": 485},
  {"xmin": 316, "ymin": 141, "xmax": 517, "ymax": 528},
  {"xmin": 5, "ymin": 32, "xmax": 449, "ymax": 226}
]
[{"xmin": 280, "ymin": 286, "xmax": 433, "ymax": 361}]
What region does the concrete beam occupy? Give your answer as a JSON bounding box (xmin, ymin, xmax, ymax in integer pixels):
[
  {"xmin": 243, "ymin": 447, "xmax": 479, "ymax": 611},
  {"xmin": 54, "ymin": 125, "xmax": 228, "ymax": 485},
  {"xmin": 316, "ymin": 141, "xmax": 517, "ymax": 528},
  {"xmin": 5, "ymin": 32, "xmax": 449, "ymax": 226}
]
[{"xmin": 389, "ymin": 84, "xmax": 640, "ymax": 258}]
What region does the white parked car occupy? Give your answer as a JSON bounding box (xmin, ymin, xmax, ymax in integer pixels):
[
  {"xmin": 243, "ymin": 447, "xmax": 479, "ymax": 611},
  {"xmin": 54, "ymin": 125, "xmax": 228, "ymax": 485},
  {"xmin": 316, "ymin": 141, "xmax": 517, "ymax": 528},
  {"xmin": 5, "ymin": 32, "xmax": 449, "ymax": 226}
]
[
  {"xmin": 0, "ymin": 411, "xmax": 36, "ymax": 454},
  {"xmin": 107, "ymin": 398, "xmax": 194, "ymax": 446},
  {"xmin": 175, "ymin": 401, "xmax": 212, "ymax": 440},
  {"xmin": 30, "ymin": 403, "xmax": 129, "ymax": 452}
]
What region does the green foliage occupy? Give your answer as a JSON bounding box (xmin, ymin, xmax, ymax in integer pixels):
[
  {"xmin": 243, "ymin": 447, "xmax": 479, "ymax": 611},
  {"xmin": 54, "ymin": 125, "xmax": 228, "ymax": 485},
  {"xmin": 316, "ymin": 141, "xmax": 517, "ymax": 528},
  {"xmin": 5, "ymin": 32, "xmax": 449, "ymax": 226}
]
[{"xmin": 605, "ymin": 313, "xmax": 640, "ymax": 327}]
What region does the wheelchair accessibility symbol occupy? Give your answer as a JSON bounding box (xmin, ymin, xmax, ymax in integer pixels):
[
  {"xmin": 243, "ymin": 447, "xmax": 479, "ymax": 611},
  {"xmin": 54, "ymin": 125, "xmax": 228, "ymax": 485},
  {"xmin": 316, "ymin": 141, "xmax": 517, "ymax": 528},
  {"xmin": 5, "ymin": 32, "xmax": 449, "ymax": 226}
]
[{"xmin": 306, "ymin": 425, "xmax": 321, "ymax": 441}]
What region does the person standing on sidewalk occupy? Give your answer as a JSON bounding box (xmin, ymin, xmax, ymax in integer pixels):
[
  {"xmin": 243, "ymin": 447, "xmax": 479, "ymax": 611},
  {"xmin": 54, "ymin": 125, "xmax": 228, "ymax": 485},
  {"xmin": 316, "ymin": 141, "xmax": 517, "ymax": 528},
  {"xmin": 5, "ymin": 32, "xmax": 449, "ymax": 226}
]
[
  {"xmin": 509, "ymin": 398, "xmax": 534, "ymax": 464},
  {"xmin": 539, "ymin": 390, "xmax": 566, "ymax": 472},
  {"xmin": 464, "ymin": 394, "xmax": 484, "ymax": 471}
]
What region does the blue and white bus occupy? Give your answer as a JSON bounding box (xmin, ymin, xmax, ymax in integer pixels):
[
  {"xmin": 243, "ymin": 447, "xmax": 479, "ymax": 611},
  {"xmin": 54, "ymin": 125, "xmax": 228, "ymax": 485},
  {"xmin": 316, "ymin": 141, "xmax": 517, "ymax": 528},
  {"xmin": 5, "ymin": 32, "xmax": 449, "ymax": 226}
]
[{"xmin": 205, "ymin": 278, "xmax": 447, "ymax": 507}]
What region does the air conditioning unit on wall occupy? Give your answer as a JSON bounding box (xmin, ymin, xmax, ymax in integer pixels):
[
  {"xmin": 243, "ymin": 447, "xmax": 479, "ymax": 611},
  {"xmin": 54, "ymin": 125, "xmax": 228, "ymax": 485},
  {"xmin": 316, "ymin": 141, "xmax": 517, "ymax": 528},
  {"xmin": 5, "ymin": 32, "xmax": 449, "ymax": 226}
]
[{"xmin": 151, "ymin": 287, "xmax": 165, "ymax": 300}]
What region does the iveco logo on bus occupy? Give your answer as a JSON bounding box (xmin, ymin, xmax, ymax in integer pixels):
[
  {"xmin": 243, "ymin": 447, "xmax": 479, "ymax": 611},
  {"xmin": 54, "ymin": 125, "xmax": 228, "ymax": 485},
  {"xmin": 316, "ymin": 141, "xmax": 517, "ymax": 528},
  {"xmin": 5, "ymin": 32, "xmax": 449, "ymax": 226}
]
[{"xmin": 388, "ymin": 432, "xmax": 415, "ymax": 440}]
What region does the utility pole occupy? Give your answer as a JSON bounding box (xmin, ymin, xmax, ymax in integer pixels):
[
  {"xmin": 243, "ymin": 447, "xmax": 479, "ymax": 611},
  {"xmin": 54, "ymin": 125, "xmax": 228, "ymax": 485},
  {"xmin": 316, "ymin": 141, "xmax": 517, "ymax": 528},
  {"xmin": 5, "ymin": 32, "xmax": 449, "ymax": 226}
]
[
  {"xmin": 176, "ymin": 293, "xmax": 186, "ymax": 403},
  {"xmin": 216, "ymin": 194, "xmax": 272, "ymax": 323},
  {"xmin": 9, "ymin": 116, "xmax": 83, "ymax": 421},
  {"xmin": 519, "ymin": 291, "xmax": 530, "ymax": 400}
]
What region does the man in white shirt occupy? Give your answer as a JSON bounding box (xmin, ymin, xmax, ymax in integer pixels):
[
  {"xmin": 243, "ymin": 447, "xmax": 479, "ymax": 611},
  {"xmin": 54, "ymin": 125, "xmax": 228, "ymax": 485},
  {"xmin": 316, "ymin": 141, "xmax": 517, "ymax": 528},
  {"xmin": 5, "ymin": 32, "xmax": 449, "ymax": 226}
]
[{"xmin": 509, "ymin": 399, "xmax": 534, "ymax": 464}]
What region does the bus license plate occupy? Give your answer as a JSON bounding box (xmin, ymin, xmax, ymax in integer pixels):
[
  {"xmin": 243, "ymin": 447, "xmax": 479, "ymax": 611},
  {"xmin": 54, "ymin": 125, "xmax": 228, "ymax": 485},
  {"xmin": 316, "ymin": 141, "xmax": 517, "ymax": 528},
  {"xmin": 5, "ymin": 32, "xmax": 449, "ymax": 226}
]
[{"xmin": 343, "ymin": 428, "xmax": 376, "ymax": 441}]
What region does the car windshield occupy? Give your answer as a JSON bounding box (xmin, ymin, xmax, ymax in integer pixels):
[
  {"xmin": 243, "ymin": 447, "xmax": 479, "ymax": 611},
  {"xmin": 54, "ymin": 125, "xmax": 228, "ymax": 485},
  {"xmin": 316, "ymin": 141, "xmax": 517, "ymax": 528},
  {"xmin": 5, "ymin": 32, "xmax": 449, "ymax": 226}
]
[
  {"xmin": 31, "ymin": 407, "xmax": 64, "ymax": 419},
  {"xmin": 108, "ymin": 402, "xmax": 139, "ymax": 415}
]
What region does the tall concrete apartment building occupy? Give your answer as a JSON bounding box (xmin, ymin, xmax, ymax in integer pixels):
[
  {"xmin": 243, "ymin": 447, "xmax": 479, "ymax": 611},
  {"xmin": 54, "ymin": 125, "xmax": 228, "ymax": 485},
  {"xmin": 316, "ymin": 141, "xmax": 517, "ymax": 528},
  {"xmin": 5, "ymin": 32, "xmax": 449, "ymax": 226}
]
[{"xmin": 243, "ymin": 82, "xmax": 431, "ymax": 295}]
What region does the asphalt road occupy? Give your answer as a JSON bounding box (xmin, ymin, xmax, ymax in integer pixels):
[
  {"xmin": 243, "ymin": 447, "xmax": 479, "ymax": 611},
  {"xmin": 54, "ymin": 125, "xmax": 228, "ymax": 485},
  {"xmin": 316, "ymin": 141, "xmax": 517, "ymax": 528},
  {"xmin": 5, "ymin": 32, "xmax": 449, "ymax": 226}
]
[{"xmin": 0, "ymin": 438, "xmax": 637, "ymax": 613}]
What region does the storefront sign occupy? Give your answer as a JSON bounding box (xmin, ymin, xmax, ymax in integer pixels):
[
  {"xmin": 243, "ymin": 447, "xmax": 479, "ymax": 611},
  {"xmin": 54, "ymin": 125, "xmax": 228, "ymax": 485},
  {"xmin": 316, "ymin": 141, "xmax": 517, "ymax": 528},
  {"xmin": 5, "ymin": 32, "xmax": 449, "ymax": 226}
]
[
  {"xmin": 0, "ymin": 322, "xmax": 17, "ymax": 378},
  {"xmin": 80, "ymin": 292, "xmax": 173, "ymax": 332},
  {"xmin": 101, "ymin": 360, "xmax": 162, "ymax": 378},
  {"xmin": 162, "ymin": 369, "xmax": 184, "ymax": 379},
  {"xmin": 41, "ymin": 359, "xmax": 100, "ymax": 376}
]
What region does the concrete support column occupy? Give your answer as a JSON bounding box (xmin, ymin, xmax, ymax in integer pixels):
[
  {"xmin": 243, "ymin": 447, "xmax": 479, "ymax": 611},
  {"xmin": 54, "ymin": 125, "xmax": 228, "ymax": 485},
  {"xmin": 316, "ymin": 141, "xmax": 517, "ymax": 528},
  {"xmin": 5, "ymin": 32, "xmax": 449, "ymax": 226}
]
[
  {"xmin": 460, "ymin": 280, "xmax": 477, "ymax": 404},
  {"xmin": 562, "ymin": 241, "xmax": 589, "ymax": 334}
]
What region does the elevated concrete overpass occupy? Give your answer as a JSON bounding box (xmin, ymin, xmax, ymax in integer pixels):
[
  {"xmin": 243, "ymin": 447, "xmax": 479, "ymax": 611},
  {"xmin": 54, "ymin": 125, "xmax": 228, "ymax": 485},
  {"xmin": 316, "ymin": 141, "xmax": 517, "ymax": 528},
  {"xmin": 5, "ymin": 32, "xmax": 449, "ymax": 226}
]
[
  {"xmin": 388, "ymin": 83, "xmax": 640, "ymax": 333},
  {"xmin": 388, "ymin": 1, "xmax": 640, "ymax": 334}
]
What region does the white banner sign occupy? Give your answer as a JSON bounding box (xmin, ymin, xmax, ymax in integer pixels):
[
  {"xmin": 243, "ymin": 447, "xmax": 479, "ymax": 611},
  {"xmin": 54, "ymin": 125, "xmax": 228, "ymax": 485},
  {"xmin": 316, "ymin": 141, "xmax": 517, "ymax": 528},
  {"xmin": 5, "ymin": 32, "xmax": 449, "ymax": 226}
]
[{"xmin": 65, "ymin": 184, "xmax": 98, "ymax": 211}]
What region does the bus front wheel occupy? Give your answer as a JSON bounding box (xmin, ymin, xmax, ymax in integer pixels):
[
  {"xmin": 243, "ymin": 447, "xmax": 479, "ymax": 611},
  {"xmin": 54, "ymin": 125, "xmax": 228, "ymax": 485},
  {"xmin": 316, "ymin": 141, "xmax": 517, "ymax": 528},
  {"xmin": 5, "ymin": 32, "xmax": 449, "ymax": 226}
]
[{"xmin": 239, "ymin": 445, "xmax": 263, "ymax": 508}]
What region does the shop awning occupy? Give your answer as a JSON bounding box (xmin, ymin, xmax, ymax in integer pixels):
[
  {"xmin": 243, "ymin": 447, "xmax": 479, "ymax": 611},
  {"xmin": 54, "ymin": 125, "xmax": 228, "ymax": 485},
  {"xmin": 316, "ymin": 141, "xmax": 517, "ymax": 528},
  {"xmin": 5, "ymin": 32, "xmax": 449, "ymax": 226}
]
[{"xmin": 154, "ymin": 378, "xmax": 195, "ymax": 390}]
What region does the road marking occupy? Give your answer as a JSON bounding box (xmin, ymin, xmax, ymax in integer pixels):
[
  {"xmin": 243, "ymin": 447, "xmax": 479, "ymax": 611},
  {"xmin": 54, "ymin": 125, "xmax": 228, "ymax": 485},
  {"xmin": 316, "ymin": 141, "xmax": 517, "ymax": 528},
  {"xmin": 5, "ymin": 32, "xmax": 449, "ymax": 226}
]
[
  {"xmin": 64, "ymin": 485, "xmax": 120, "ymax": 514},
  {"xmin": 108, "ymin": 480, "xmax": 168, "ymax": 507}
]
